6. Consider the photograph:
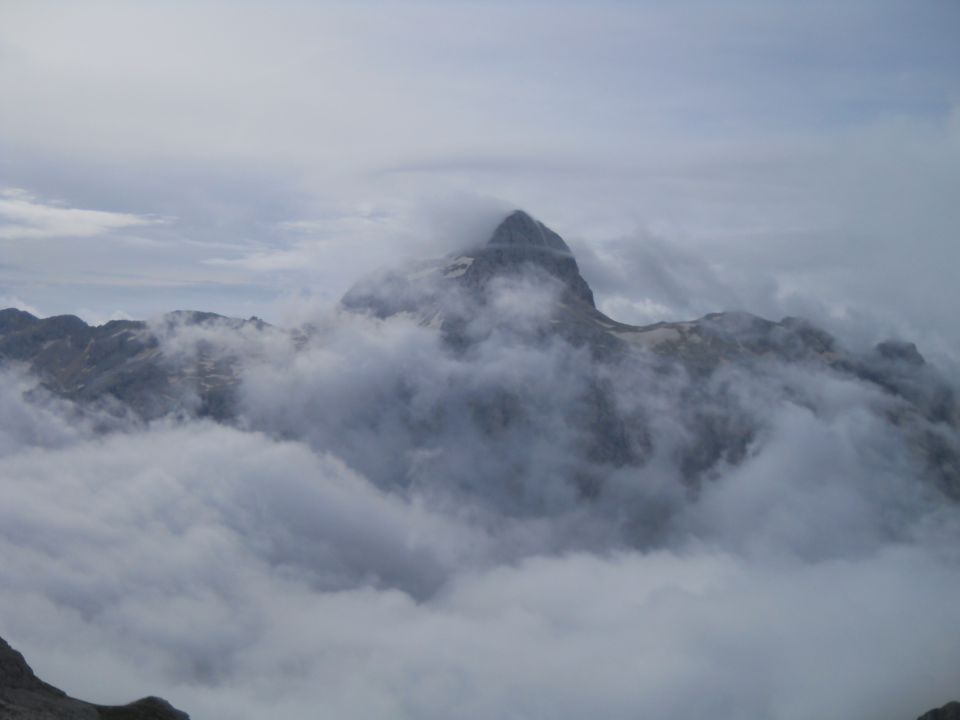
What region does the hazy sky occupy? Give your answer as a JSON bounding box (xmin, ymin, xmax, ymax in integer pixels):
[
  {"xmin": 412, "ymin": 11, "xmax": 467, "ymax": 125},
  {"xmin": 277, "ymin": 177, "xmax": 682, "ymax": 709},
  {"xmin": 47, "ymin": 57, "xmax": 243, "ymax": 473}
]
[{"xmin": 1, "ymin": 1, "xmax": 959, "ymax": 355}]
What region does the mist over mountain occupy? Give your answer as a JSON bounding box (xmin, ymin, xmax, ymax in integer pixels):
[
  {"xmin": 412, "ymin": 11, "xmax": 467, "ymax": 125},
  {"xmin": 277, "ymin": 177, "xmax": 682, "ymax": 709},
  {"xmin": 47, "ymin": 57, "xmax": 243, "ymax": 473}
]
[{"xmin": 1, "ymin": 212, "xmax": 959, "ymax": 719}]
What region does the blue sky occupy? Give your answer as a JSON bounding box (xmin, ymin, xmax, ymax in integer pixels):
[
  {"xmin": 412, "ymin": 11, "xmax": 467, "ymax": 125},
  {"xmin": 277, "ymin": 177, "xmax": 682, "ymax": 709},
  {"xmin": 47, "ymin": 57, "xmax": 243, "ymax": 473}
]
[{"xmin": 1, "ymin": 0, "xmax": 958, "ymax": 356}]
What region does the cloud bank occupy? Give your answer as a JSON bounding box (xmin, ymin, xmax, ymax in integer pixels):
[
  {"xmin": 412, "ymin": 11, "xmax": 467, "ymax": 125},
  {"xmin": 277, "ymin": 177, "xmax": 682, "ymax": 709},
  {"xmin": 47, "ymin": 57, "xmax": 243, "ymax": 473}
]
[{"xmin": 2, "ymin": 272, "xmax": 960, "ymax": 719}]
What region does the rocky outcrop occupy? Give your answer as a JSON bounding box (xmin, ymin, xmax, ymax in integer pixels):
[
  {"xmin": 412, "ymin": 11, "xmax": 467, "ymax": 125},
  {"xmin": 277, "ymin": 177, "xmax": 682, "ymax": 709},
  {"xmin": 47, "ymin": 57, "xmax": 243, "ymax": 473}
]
[{"xmin": 0, "ymin": 636, "xmax": 188, "ymax": 719}]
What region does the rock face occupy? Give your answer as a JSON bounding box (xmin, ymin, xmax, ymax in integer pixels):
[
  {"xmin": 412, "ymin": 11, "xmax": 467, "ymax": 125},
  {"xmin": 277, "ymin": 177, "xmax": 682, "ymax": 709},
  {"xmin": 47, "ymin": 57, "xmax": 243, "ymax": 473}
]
[
  {"xmin": 471, "ymin": 209, "xmax": 596, "ymax": 306},
  {"xmin": 0, "ymin": 636, "xmax": 188, "ymax": 719}
]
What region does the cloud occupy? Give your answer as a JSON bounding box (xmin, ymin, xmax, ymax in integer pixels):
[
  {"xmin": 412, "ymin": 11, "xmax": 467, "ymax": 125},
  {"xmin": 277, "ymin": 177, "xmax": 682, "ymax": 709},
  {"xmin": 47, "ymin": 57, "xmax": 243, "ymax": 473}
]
[
  {"xmin": 1, "ymin": 3, "xmax": 959, "ymax": 717},
  {"xmin": 1, "ymin": 417, "xmax": 957, "ymax": 720},
  {"xmin": 572, "ymin": 231, "xmax": 748, "ymax": 326},
  {"xmin": 2, "ymin": 275, "xmax": 960, "ymax": 718},
  {"xmin": 0, "ymin": 188, "xmax": 164, "ymax": 240},
  {"xmin": 0, "ymin": 368, "xmax": 86, "ymax": 456}
]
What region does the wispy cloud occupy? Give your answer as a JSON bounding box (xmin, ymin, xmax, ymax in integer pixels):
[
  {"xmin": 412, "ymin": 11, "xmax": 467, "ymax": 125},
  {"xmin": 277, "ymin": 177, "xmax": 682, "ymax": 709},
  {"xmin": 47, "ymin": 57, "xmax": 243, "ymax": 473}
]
[{"xmin": 0, "ymin": 188, "xmax": 166, "ymax": 240}]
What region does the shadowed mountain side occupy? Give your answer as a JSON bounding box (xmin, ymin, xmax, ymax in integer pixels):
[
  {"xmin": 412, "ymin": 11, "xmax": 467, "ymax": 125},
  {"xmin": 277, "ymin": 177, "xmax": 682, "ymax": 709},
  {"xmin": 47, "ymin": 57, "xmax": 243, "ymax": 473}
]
[
  {"xmin": 0, "ymin": 636, "xmax": 188, "ymax": 719},
  {"xmin": 0, "ymin": 309, "xmax": 268, "ymax": 421}
]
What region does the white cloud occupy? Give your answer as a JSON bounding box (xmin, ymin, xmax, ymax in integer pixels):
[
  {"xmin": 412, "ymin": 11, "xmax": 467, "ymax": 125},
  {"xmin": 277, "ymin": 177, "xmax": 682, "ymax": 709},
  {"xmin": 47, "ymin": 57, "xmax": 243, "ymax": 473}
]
[
  {"xmin": 0, "ymin": 188, "xmax": 164, "ymax": 240},
  {"xmin": 2, "ymin": 282, "xmax": 960, "ymax": 718},
  {"xmin": 1, "ymin": 418, "xmax": 957, "ymax": 720}
]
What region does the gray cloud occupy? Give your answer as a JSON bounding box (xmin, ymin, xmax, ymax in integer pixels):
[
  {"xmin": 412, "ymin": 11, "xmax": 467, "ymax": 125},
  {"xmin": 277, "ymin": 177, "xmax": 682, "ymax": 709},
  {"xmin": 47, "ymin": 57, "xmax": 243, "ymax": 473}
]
[
  {"xmin": 5, "ymin": 265, "xmax": 960, "ymax": 717},
  {"xmin": 1, "ymin": 417, "xmax": 957, "ymax": 719},
  {"xmin": 0, "ymin": 368, "xmax": 87, "ymax": 455}
]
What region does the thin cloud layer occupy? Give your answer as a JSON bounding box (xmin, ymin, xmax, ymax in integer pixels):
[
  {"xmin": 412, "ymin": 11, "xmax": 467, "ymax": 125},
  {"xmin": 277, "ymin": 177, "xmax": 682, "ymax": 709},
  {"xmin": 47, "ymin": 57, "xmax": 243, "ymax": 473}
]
[{"xmin": 0, "ymin": 188, "xmax": 163, "ymax": 240}]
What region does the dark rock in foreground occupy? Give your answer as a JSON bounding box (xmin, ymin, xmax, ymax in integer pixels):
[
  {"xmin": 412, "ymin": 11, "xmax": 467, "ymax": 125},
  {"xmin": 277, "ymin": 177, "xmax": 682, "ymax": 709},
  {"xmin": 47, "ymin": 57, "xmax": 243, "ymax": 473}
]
[
  {"xmin": 918, "ymin": 701, "xmax": 960, "ymax": 720},
  {"xmin": 0, "ymin": 636, "xmax": 188, "ymax": 719}
]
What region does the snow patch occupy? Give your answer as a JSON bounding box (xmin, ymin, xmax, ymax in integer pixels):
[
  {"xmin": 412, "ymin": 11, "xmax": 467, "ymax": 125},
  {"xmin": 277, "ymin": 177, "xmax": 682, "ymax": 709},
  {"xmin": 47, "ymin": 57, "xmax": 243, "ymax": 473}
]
[{"xmin": 444, "ymin": 256, "xmax": 475, "ymax": 279}]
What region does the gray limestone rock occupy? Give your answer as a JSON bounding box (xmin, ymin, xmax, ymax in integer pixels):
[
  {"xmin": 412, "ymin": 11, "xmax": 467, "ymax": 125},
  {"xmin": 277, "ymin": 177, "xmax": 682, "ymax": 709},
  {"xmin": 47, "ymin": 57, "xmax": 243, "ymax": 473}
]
[{"xmin": 467, "ymin": 209, "xmax": 596, "ymax": 307}]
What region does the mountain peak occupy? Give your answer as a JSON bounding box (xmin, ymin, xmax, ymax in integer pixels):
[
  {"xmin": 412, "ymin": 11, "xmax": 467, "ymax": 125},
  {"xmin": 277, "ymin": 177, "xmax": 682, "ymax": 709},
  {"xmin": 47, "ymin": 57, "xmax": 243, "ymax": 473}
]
[
  {"xmin": 472, "ymin": 210, "xmax": 593, "ymax": 307},
  {"xmin": 339, "ymin": 209, "xmax": 596, "ymax": 318},
  {"xmin": 488, "ymin": 210, "xmax": 572, "ymax": 254}
]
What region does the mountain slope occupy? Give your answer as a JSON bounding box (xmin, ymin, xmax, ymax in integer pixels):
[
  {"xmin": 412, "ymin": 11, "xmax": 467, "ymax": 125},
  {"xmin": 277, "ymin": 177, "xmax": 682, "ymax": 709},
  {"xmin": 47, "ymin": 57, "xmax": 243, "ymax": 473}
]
[
  {"xmin": 0, "ymin": 309, "xmax": 267, "ymax": 421},
  {"xmin": 340, "ymin": 210, "xmax": 960, "ymax": 498},
  {"xmin": 0, "ymin": 635, "xmax": 188, "ymax": 719}
]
